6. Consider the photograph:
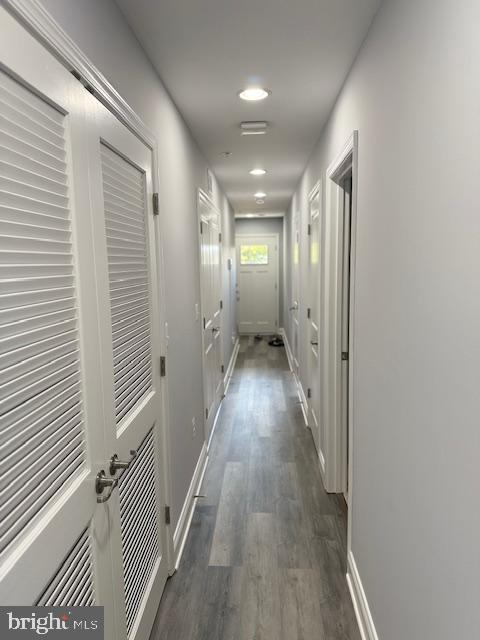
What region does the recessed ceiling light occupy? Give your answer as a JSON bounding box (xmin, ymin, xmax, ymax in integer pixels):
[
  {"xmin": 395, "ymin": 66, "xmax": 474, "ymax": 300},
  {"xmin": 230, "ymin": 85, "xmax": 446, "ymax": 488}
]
[
  {"xmin": 249, "ymin": 168, "xmax": 267, "ymax": 176},
  {"xmin": 254, "ymin": 191, "xmax": 267, "ymax": 199},
  {"xmin": 246, "ymin": 214, "xmax": 255, "ymax": 218},
  {"xmin": 238, "ymin": 87, "xmax": 270, "ymax": 101}
]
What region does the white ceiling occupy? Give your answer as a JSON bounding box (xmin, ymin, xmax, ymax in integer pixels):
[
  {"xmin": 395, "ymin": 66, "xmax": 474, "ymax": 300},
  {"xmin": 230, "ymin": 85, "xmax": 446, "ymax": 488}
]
[{"xmin": 116, "ymin": 0, "xmax": 381, "ymax": 214}]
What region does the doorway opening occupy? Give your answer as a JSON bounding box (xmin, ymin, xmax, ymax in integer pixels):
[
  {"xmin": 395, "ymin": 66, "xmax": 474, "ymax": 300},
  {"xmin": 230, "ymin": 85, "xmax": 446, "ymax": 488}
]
[
  {"xmin": 339, "ymin": 168, "xmax": 353, "ymax": 502},
  {"xmin": 325, "ymin": 132, "xmax": 358, "ymax": 510}
]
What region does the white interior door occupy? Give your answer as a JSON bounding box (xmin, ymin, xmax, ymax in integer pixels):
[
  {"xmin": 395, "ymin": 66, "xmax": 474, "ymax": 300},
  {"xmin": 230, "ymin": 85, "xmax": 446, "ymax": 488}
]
[
  {"xmin": 199, "ymin": 190, "xmax": 223, "ymax": 441},
  {"xmin": 307, "ymin": 184, "xmax": 323, "ymax": 461},
  {"xmin": 0, "ymin": 7, "xmax": 113, "ymax": 619},
  {"xmin": 291, "ymin": 213, "xmax": 301, "ymax": 375},
  {"xmin": 87, "ymin": 98, "xmax": 169, "ymax": 640},
  {"xmin": 237, "ymin": 234, "xmax": 278, "ymax": 334}
]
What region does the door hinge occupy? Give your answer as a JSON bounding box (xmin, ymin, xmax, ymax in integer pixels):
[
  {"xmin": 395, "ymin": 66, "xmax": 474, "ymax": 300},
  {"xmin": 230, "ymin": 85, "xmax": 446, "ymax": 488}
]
[
  {"xmin": 307, "ymin": 223, "xmax": 311, "ymax": 235},
  {"xmin": 342, "ymin": 351, "xmax": 349, "ymax": 361},
  {"xmin": 165, "ymin": 505, "xmax": 171, "ymax": 525},
  {"xmin": 206, "ymin": 407, "xmax": 209, "ymax": 420},
  {"xmin": 160, "ymin": 355, "xmax": 166, "ymax": 377},
  {"xmin": 220, "ymin": 299, "xmax": 223, "ymax": 309},
  {"xmin": 307, "ymin": 388, "xmax": 312, "ymax": 399},
  {"xmin": 307, "ymin": 307, "xmax": 311, "ymax": 319},
  {"xmin": 152, "ymin": 192, "xmax": 159, "ymax": 215},
  {"xmin": 219, "ymin": 232, "xmax": 222, "ymax": 243},
  {"xmin": 200, "ymin": 221, "xmax": 203, "ymax": 234},
  {"xmin": 221, "ymin": 364, "xmax": 225, "ymax": 373},
  {"xmin": 203, "ymin": 317, "xmax": 206, "ymax": 330}
]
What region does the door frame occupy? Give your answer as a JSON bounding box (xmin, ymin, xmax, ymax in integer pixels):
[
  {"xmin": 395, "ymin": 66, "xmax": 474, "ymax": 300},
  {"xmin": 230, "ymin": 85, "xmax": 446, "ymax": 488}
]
[
  {"xmin": 197, "ymin": 188, "xmax": 224, "ymax": 440},
  {"xmin": 236, "ymin": 232, "xmax": 279, "ymax": 335},
  {"xmin": 325, "ymin": 132, "xmax": 358, "ymax": 535},
  {"xmin": 3, "ymin": 0, "xmax": 175, "ymax": 572}
]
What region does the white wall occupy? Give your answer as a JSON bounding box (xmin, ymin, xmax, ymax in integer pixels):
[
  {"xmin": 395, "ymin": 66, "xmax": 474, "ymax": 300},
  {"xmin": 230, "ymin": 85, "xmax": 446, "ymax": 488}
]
[
  {"xmin": 235, "ymin": 217, "xmax": 284, "ymax": 327},
  {"xmin": 38, "ymin": 0, "xmax": 237, "ymax": 532},
  {"xmin": 284, "ymin": 0, "xmax": 480, "ymax": 637}
]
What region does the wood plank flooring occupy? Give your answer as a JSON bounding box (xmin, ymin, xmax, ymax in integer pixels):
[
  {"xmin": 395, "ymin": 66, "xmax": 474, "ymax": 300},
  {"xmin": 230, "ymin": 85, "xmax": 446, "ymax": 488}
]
[{"xmin": 150, "ymin": 336, "xmax": 360, "ymax": 640}]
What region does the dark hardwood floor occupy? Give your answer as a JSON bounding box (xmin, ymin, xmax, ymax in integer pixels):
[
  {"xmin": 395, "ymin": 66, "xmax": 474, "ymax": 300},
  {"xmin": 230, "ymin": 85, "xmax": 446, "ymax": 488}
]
[{"xmin": 150, "ymin": 336, "xmax": 360, "ymax": 640}]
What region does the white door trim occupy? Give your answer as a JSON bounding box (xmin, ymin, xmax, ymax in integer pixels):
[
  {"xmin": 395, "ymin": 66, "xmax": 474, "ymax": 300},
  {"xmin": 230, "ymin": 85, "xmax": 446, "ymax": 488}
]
[
  {"xmin": 2, "ymin": 0, "xmax": 155, "ymax": 148},
  {"xmin": 3, "ymin": 0, "xmax": 175, "ymax": 572},
  {"xmin": 236, "ymin": 232, "xmax": 280, "ymax": 334},
  {"xmin": 325, "ymin": 131, "xmax": 358, "ymax": 552}
]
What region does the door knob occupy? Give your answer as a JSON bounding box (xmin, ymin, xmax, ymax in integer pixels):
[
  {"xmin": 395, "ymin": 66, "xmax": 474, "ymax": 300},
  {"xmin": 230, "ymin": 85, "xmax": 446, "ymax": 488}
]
[
  {"xmin": 95, "ymin": 470, "xmax": 118, "ymax": 503},
  {"xmin": 109, "ymin": 450, "xmax": 137, "ymax": 476}
]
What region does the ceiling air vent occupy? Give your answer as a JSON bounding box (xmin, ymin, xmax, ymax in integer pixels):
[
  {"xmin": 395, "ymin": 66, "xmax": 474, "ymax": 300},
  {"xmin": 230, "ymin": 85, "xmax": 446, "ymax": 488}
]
[{"xmin": 240, "ymin": 121, "xmax": 268, "ymax": 136}]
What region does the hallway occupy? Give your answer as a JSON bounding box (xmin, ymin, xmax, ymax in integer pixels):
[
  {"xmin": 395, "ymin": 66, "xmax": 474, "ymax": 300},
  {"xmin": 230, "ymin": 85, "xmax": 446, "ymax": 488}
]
[
  {"xmin": 1, "ymin": 1, "xmax": 478, "ymax": 637},
  {"xmin": 151, "ymin": 337, "xmax": 360, "ymax": 640}
]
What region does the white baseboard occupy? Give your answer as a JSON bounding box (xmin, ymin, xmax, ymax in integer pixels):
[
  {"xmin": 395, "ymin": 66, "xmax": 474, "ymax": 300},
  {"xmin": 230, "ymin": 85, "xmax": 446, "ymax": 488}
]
[
  {"xmin": 297, "ymin": 381, "xmax": 309, "ymax": 426},
  {"xmin": 347, "ymin": 551, "xmax": 379, "ymax": 640},
  {"xmin": 174, "ymin": 338, "xmax": 240, "ymax": 568},
  {"xmin": 279, "ymin": 327, "xmax": 293, "ymax": 371},
  {"xmin": 205, "ymin": 337, "xmax": 240, "ymax": 452},
  {"xmin": 224, "ymin": 337, "xmax": 240, "ymax": 394},
  {"xmin": 207, "ymin": 401, "xmax": 222, "ymax": 452},
  {"xmin": 279, "ymin": 328, "xmax": 308, "ymax": 426},
  {"xmin": 172, "ymin": 442, "xmax": 208, "ymax": 570}
]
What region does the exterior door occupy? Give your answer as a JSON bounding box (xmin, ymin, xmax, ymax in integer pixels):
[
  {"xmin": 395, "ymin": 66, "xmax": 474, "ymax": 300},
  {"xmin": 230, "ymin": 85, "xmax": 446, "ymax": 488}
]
[
  {"xmin": 307, "ymin": 184, "xmax": 323, "ymax": 459},
  {"xmin": 87, "ymin": 98, "xmax": 169, "ymax": 640},
  {"xmin": 0, "ymin": 7, "xmax": 113, "ymax": 621},
  {"xmin": 237, "ymin": 234, "xmax": 278, "ymax": 334},
  {"xmin": 198, "ymin": 190, "xmax": 223, "ymax": 441}
]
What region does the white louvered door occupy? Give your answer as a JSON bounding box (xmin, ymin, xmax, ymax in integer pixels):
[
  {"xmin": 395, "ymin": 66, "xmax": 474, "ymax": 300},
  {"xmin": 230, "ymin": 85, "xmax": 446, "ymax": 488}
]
[
  {"xmin": 85, "ymin": 98, "xmax": 169, "ymax": 640},
  {"xmin": 0, "ymin": 6, "xmax": 114, "ymax": 625}
]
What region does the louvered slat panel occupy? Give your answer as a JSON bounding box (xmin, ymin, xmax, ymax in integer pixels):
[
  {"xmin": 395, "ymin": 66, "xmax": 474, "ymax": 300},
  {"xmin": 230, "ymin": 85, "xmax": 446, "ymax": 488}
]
[
  {"xmin": 36, "ymin": 528, "xmax": 95, "ymax": 606},
  {"xmin": 100, "ymin": 144, "xmax": 152, "ymax": 425},
  {"xmin": 119, "ymin": 430, "xmax": 159, "ymax": 635},
  {"xmin": 0, "ymin": 70, "xmax": 85, "ymax": 556}
]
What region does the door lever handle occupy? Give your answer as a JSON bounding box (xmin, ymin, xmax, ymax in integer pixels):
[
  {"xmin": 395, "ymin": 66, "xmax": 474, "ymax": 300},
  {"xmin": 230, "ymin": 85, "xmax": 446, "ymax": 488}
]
[
  {"xmin": 95, "ymin": 470, "xmax": 118, "ymax": 503},
  {"xmin": 310, "ymin": 340, "xmax": 318, "ymax": 346},
  {"xmin": 109, "ymin": 450, "xmax": 137, "ymax": 476},
  {"xmin": 212, "ymin": 326, "xmax": 220, "ymax": 333}
]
